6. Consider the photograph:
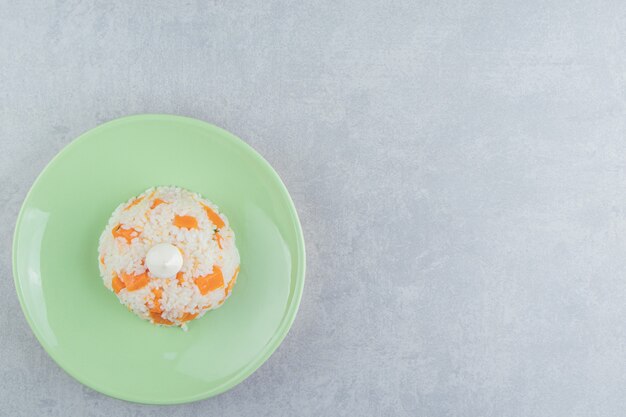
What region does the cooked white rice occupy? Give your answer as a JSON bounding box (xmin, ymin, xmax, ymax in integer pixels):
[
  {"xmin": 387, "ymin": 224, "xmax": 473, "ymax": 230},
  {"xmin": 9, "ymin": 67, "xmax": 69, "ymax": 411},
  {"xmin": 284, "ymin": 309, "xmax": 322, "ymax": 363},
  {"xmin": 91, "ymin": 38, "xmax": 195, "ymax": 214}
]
[{"xmin": 98, "ymin": 186, "xmax": 240, "ymax": 330}]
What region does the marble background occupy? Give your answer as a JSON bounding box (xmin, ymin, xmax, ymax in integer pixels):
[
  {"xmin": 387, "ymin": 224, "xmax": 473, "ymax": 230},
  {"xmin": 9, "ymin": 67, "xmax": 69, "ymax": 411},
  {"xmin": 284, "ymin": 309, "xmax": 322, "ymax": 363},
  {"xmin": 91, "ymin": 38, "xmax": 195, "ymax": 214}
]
[{"xmin": 2, "ymin": 1, "xmax": 626, "ymax": 416}]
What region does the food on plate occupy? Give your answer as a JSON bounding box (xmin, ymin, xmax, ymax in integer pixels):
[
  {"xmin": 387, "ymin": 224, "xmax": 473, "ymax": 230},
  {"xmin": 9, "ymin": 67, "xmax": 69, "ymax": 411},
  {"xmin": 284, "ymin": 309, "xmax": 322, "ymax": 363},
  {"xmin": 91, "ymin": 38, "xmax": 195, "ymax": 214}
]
[{"xmin": 98, "ymin": 186, "xmax": 240, "ymax": 330}]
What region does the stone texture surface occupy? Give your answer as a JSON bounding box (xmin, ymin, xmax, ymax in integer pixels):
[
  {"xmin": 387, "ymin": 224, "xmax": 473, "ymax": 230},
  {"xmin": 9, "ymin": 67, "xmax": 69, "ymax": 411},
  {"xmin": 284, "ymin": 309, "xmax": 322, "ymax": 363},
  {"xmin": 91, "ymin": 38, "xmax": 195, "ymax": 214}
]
[{"xmin": 2, "ymin": 1, "xmax": 626, "ymax": 416}]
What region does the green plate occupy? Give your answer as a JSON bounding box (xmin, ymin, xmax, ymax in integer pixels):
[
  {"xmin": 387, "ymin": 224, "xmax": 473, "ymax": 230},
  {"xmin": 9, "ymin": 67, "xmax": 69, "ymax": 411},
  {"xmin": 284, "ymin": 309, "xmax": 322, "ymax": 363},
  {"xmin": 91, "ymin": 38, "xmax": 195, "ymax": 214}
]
[{"xmin": 12, "ymin": 115, "xmax": 305, "ymax": 404}]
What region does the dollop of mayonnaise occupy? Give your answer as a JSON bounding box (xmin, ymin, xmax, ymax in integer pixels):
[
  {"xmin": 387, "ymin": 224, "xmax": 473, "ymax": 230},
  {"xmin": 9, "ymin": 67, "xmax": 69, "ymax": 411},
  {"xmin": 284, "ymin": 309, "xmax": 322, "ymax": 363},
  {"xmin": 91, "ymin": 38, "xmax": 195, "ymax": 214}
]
[{"xmin": 146, "ymin": 243, "xmax": 183, "ymax": 279}]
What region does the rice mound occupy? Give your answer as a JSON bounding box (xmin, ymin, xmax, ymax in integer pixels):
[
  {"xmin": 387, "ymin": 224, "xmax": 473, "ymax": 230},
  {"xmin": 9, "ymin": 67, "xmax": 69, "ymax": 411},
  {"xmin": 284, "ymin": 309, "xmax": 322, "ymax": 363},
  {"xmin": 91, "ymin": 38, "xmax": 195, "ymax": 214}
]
[{"xmin": 98, "ymin": 186, "xmax": 240, "ymax": 330}]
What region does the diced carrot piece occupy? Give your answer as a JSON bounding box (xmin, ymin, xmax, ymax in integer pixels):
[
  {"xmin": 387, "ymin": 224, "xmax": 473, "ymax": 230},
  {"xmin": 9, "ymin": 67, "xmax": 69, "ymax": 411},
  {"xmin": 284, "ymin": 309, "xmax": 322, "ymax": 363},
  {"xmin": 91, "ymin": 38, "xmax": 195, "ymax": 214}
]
[
  {"xmin": 151, "ymin": 198, "xmax": 166, "ymax": 209},
  {"xmin": 150, "ymin": 311, "xmax": 173, "ymax": 325},
  {"xmin": 194, "ymin": 266, "xmax": 224, "ymax": 295},
  {"xmin": 176, "ymin": 271, "xmax": 185, "ymax": 285},
  {"xmin": 150, "ymin": 288, "xmax": 163, "ymax": 313},
  {"xmin": 100, "ymin": 256, "xmax": 105, "ymax": 265},
  {"xmin": 173, "ymin": 215, "xmax": 198, "ymax": 229},
  {"xmin": 201, "ymin": 203, "xmax": 225, "ymax": 229},
  {"xmin": 112, "ymin": 224, "xmax": 139, "ymax": 244},
  {"xmin": 124, "ymin": 196, "xmax": 144, "ymax": 211},
  {"xmin": 214, "ymin": 232, "xmax": 223, "ymax": 249},
  {"xmin": 112, "ymin": 275, "xmax": 126, "ymax": 294},
  {"xmin": 120, "ymin": 271, "xmax": 150, "ymax": 291},
  {"xmin": 179, "ymin": 312, "xmax": 198, "ymax": 322},
  {"xmin": 225, "ymin": 266, "xmax": 239, "ymax": 296}
]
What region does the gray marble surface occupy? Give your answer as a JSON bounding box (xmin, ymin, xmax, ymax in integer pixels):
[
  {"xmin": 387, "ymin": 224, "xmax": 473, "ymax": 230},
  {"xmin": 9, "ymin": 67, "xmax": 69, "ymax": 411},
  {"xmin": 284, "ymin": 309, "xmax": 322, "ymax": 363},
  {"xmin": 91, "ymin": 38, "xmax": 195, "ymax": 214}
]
[{"xmin": 2, "ymin": 1, "xmax": 626, "ymax": 416}]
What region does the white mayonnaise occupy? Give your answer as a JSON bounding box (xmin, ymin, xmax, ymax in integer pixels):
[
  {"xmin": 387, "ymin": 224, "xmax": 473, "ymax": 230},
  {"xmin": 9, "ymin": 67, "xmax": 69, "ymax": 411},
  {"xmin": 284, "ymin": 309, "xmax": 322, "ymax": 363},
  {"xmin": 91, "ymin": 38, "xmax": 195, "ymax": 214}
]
[{"xmin": 146, "ymin": 243, "xmax": 183, "ymax": 279}]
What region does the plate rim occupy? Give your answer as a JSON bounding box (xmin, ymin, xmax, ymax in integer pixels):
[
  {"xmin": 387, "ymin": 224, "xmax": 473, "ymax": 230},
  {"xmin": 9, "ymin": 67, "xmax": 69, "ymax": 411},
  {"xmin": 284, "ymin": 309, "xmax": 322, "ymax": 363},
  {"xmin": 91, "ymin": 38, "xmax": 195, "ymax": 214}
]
[{"xmin": 12, "ymin": 114, "xmax": 306, "ymax": 404}]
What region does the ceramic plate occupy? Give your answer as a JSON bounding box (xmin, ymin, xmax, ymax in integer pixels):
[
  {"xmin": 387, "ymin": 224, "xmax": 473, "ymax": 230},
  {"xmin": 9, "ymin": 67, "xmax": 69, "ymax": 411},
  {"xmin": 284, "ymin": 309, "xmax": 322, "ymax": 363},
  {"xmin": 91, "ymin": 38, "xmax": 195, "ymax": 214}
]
[{"xmin": 12, "ymin": 115, "xmax": 305, "ymax": 404}]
